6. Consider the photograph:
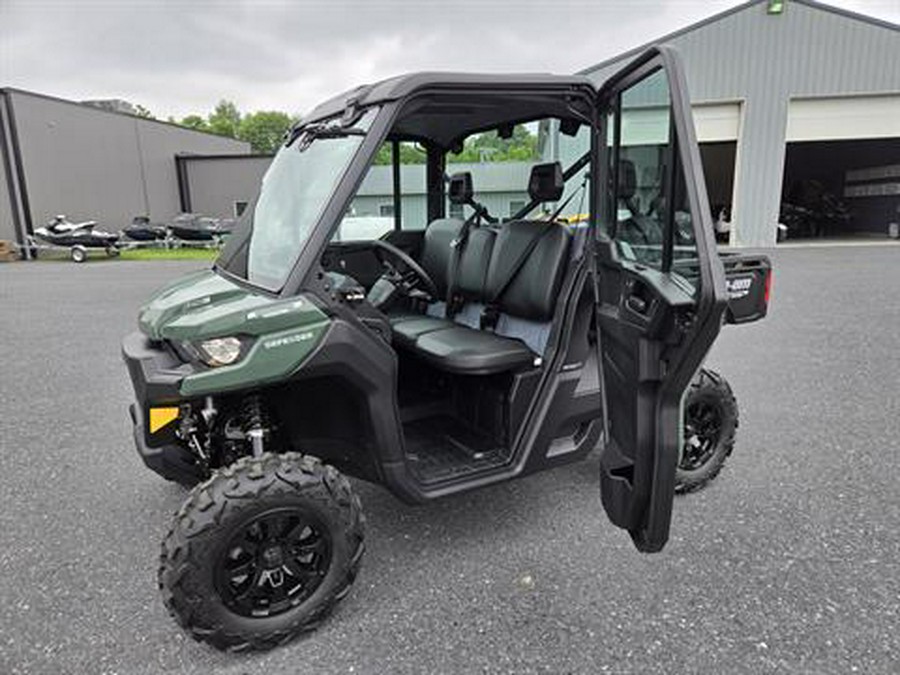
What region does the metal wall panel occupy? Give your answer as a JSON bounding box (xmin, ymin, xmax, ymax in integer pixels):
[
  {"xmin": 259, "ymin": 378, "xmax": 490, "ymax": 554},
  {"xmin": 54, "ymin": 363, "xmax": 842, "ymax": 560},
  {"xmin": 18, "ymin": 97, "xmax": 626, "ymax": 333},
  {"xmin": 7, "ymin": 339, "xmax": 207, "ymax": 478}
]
[
  {"xmin": 10, "ymin": 90, "xmax": 145, "ymax": 231},
  {"xmin": 183, "ymin": 156, "xmax": 272, "ymax": 218},
  {"xmin": 136, "ymin": 121, "xmax": 247, "ymax": 221},
  {"xmin": 581, "ymin": 1, "xmax": 900, "ymax": 246}
]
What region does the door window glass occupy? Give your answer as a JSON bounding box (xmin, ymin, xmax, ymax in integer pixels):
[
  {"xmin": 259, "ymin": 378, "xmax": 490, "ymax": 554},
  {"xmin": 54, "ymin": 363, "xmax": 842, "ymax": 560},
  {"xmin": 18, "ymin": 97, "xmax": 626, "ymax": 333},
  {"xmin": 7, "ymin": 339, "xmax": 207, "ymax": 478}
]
[{"xmin": 606, "ymin": 68, "xmax": 701, "ymax": 293}]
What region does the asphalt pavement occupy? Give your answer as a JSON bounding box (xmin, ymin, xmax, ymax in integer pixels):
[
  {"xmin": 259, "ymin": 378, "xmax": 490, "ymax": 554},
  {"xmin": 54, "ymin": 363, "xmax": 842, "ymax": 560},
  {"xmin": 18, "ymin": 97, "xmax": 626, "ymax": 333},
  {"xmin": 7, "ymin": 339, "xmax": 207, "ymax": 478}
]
[{"xmin": 1, "ymin": 246, "xmax": 898, "ymax": 674}]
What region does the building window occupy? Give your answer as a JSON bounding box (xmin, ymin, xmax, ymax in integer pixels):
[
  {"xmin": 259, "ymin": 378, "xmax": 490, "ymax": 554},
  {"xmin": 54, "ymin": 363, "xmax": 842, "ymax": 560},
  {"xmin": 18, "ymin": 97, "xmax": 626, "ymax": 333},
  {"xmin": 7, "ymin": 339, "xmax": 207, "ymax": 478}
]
[
  {"xmin": 449, "ymin": 202, "xmax": 464, "ymax": 219},
  {"xmin": 379, "ymin": 204, "xmax": 395, "ymax": 217},
  {"xmin": 508, "ymin": 200, "xmax": 526, "ymax": 217},
  {"xmin": 234, "ymin": 201, "xmax": 249, "ymax": 217}
]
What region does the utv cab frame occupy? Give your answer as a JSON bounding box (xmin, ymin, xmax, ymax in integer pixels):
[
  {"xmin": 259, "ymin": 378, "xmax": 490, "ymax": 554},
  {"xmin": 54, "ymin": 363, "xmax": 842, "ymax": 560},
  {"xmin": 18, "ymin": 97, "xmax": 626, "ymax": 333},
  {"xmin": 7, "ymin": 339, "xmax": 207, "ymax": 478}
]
[{"xmin": 124, "ymin": 47, "xmax": 737, "ymax": 651}]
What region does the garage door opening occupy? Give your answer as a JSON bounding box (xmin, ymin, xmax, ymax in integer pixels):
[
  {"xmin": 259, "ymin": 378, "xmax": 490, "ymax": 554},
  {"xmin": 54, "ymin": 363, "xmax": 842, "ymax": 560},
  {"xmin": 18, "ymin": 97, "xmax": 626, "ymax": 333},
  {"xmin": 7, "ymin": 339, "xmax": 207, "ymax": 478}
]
[
  {"xmin": 780, "ymin": 138, "xmax": 900, "ymax": 241},
  {"xmin": 699, "ymin": 141, "xmax": 737, "ymax": 243}
]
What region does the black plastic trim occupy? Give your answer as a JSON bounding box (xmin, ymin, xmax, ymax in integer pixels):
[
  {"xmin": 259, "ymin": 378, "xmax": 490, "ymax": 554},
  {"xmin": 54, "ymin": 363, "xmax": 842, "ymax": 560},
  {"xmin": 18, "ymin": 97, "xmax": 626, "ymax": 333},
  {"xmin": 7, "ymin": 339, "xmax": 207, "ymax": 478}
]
[
  {"xmin": 0, "ymin": 92, "xmax": 25, "ymax": 248},
  {"xmin": 175, "ymin": 155, "xmax": 192, "ymax": 213},
  {"xmin": 1, "ymin": 92, "xmax": 32, "ymax": 236}
]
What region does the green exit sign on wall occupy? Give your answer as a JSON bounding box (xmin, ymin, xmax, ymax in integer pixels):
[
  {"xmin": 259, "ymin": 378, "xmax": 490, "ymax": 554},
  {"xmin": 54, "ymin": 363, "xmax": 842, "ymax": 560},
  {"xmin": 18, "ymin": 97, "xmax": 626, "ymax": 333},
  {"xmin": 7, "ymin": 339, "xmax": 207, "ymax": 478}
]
[{"xmin": 768, "ymin": 0, "xmax": 785, "ymax": 14}]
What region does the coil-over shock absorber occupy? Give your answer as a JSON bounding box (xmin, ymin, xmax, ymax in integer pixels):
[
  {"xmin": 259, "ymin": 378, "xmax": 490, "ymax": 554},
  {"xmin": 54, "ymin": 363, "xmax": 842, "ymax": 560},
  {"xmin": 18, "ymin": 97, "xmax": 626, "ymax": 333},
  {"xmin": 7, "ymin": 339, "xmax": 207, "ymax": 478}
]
[{"xmin": 241, "ymin": 395, "xmax": 271, "ymax": 457}]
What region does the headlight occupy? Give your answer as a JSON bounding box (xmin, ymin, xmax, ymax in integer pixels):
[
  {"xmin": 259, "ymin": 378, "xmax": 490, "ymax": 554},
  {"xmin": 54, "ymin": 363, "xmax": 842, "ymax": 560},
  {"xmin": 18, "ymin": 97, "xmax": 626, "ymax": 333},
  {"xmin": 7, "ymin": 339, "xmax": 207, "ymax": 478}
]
[{"xmin": 196, "ymin": 336, "xmax": 244, "ymax": 367}]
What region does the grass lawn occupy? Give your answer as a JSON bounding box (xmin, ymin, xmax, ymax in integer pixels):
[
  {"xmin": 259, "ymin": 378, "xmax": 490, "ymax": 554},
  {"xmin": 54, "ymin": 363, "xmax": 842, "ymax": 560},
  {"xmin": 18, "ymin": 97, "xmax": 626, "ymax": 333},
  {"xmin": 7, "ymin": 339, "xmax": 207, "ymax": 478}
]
[{"xmin": 119, "ymin": 247, "xmax": 219, "ymax": 261}]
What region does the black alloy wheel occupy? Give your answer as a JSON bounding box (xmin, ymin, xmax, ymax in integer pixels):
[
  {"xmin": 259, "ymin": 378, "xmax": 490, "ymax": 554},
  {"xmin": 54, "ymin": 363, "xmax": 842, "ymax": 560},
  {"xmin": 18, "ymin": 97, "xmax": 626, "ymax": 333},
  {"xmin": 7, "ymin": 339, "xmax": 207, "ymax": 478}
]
[
  {"xmin": 681, "ymin": 400, "xmax": 723, "ymax": 471},
  {"xmin": 675, "ymin": 368, "xmax": 739, "ymax": 494},
  {"xmin": 215, "ymin": 508, "xmax": 332, "ymax": 619}
]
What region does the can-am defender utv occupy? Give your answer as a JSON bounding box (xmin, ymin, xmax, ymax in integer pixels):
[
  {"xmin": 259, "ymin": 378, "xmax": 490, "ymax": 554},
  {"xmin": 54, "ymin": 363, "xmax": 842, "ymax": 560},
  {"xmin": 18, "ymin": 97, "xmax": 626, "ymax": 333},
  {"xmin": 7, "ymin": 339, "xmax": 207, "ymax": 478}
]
[{"xmin": 123, "ymin": 47, "xmax": 770, "ymax": 651}]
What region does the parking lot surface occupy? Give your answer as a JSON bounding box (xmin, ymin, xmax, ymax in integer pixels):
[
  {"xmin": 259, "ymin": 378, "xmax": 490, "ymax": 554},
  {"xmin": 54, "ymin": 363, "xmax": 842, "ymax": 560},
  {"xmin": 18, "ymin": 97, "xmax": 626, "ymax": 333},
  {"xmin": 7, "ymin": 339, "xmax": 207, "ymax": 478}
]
[{"xmin": 1, "ymin": 246, "xmax": 898, "ymax": 674}]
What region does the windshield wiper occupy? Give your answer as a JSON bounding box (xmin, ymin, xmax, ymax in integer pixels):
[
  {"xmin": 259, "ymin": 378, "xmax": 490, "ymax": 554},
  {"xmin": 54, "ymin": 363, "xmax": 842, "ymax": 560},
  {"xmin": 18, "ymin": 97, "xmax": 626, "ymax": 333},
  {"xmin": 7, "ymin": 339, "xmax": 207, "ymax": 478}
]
[{"xmin": 286, "ymin": 124, "xmax": 367, "ymax": 151}]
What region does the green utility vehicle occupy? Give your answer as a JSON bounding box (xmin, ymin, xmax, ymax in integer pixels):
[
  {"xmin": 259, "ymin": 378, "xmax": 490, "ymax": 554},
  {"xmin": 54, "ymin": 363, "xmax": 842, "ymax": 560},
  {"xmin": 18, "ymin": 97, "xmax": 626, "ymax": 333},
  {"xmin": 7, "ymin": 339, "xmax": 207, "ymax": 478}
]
[{"xmin": 123, "ymin": 47, "xmax": 771, "ymax": 651}]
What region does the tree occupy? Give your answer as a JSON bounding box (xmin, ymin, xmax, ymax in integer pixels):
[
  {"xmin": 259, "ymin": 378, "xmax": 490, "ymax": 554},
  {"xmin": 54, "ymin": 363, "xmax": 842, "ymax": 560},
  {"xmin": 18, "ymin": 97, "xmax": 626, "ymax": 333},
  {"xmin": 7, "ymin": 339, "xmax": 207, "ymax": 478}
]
[
  {"xmin": 373, "ymin": 142, "xmax": 427, "ymax": 165},
  {"xmin": 179, "ymin": 114, "xmax": 209, "ymax": 131},
  {"xmin": 237, "ymin": 111, "xmax": 296, "ymax": 154},
  {"xmin": 134, "ymin": 104, "xmax": 155, "ymax": 119},
  {"xmin": 448, "ymin": 125, "xmax": 537, "ymax": 164},
  {"xmin": 207, "ymin": 100, "xmax": 241, "ymax": 138}
]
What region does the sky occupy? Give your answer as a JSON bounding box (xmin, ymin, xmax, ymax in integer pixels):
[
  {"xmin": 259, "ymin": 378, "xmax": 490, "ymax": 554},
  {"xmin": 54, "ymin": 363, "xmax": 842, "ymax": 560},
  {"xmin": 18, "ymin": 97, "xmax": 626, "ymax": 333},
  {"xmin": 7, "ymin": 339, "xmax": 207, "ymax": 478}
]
[{"xmin": 1, "ymin": 0, "xmax": 898, "ymax": 120}]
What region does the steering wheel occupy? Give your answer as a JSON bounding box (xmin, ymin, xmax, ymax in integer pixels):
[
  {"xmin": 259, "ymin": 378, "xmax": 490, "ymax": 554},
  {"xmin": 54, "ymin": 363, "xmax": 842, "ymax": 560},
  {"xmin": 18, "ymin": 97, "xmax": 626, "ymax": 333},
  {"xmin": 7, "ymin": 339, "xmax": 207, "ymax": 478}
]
[{"xmin": 370, "ymin": 239, "xmax": 439, "ymax": 301}]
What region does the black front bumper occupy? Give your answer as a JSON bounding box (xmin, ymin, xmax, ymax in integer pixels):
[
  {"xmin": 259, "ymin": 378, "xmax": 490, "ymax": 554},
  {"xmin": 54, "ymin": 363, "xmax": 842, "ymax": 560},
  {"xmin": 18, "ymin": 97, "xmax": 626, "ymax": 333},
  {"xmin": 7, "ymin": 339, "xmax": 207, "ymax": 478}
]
[{"xmin": 122, "ymin": 332, "xmax": 204, "ymax": 486}]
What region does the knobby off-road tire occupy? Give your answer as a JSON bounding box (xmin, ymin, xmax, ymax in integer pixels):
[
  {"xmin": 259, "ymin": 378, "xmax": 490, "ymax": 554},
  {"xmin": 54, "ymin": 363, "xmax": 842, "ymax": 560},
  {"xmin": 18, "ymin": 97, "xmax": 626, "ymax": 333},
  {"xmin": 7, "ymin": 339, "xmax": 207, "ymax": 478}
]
[
  {"xmin": 158, "ymin": 452, "xmax": 365, "ymax": 652},
  {"xmin": 676, "ymin": 368, "xmax": 739, "ymax": 494}
]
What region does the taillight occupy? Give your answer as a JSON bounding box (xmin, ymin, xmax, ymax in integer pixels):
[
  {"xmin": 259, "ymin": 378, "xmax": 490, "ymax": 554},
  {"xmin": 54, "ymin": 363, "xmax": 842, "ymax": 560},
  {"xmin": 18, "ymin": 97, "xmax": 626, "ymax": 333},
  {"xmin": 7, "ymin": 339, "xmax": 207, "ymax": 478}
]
[{"xmin": 764, "ymin": 269, "xmax": 773, "ymax": 305}]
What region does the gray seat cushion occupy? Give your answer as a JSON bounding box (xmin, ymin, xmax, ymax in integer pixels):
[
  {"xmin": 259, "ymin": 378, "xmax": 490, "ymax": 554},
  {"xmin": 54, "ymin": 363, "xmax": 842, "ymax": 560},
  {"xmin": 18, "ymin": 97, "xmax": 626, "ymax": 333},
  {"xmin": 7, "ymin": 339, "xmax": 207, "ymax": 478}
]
[
  {"xmin": 413, "ymin": 326, "xmax": 535, "ymax": 375},
  {"xmin": 392, "ymin": 315, "xmax": 455, "ymax": 347}
]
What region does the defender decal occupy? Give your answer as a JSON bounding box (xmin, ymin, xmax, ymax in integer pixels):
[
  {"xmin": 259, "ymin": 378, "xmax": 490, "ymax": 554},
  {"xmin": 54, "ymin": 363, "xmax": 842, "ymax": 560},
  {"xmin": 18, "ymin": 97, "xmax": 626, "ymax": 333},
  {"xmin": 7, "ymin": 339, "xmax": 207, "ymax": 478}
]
[{"xmin": 263, "ymin": 331, "xmax": 315, "ymax": 350}]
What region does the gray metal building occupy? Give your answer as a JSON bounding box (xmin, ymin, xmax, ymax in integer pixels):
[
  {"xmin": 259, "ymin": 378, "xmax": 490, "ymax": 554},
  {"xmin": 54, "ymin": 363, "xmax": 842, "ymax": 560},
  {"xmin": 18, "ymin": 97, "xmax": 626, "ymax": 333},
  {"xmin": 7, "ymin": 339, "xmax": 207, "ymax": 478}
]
[
  {"xmin": 0, "ymin": 88, "xmax": 250, "ymax": 246},
  {"xmin": 179, "ymin": 155, "xmax": 531, "ymax": 229},
  {"xmin": 579, "ymin": 0, "xmax": 900, "ymax": 246}
]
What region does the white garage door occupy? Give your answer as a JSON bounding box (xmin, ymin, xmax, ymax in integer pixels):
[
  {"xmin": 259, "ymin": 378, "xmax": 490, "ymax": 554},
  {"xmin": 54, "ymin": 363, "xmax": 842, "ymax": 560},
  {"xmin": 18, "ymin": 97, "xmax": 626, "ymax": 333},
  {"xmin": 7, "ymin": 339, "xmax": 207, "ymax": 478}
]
[
  {"xmin": 787, "ymin": 95, "xmax": 900, "ymax": 142},
  {"xmin": 692, "ymin": 103, "xmax": 741, "ymax": 143},
  {"xmin": 619, "ymin": 102, "xmax": 741, "ymax": 146}
]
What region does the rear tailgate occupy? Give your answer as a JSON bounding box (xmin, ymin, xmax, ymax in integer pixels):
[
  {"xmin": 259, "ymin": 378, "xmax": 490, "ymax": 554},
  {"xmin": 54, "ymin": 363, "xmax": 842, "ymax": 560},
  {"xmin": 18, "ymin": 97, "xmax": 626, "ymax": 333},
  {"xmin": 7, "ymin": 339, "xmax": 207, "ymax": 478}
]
[{"xmin": 720, "ymin": 252, "xmax": 771, "ymax": 324}]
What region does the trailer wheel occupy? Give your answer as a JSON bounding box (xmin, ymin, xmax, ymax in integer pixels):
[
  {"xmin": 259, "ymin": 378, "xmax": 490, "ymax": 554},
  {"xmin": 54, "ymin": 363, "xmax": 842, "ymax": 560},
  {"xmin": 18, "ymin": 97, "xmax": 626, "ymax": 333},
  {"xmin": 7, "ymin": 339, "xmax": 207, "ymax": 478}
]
[
  {"xmin": 676, "ymin": 368, "xmax": 738, "ymax": 494},
  {"xmin": 70, "ymin": 246, "xmax": 87, "ymax": 263},
  {"xmin": 159, "ymin": 452, "xmax": 365, "ymax": 652}
]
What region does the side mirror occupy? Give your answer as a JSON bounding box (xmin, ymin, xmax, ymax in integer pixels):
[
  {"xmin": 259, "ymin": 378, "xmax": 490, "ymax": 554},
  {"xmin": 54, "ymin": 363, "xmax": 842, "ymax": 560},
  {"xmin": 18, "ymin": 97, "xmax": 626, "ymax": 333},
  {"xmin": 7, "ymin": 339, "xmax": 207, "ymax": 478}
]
[{"xmin": 447, "ymin": 172, "xmax": 474, "ymax": 205}]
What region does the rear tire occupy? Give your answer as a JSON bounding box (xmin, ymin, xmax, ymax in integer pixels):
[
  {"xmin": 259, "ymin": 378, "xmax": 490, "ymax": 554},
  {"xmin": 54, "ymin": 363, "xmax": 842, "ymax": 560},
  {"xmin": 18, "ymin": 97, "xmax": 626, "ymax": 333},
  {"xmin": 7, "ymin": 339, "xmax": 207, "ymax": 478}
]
[
  {"xmin": 70, "ymin": 246, "xmax": 87, "ymax": 263},
  {"xmin": 158, "ymin": 453, "xmax": 365, "ymax": 651},
  {"xmin": 676, "ymin": 368, "xmax": 738, "ymax": 494}
]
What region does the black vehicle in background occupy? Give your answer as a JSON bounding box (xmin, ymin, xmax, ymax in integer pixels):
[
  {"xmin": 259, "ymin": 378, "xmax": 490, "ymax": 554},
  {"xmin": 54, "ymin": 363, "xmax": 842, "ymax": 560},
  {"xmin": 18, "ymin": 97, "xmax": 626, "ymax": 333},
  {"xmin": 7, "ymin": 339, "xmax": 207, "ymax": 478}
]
[
  {"xmin": 780, "ymin": 179, "xmax": 852, "ymax": 239},
  {"xmin": 122, "ymin": 215, "xmax": 168, "ymax": 242},
  {"xmin": 168, "ymin": 213, "xmax": 234, "ymax": 242}
]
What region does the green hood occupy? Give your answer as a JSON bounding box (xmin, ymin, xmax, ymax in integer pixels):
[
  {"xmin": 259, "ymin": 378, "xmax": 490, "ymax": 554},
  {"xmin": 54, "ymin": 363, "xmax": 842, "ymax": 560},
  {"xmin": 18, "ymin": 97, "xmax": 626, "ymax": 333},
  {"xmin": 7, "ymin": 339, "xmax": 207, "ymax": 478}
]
[{"xmin": 138, "ymin": 269, "xmax": 328, "ymax": 342}]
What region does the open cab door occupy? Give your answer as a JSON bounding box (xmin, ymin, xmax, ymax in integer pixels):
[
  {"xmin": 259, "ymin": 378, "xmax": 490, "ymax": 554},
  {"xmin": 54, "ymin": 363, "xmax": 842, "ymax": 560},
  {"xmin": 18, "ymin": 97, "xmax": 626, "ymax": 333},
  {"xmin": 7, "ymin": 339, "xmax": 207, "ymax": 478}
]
[{"xmin": 592, "ymin": 47, "xmax": 729, "ymax": 552}]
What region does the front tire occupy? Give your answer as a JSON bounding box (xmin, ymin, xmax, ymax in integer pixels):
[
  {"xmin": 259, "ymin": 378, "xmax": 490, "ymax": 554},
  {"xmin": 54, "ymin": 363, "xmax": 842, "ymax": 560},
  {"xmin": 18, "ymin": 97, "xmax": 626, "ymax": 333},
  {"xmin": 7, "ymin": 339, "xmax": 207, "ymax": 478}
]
[
  {"xmin": 676, "ymin": 368, "xmax": 739, "ymax": 494},
  {"xmin": 158, "ymin": 453, "xmax": 365, "ymax": 652}
]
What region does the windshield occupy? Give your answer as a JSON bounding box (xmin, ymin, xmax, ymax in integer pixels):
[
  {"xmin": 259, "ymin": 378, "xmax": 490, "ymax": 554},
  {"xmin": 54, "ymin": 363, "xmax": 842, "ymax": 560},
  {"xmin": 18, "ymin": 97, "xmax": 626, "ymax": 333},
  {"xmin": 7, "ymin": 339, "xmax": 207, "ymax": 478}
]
[{"xmin": 246, "ymin": 109, "xmax": 377, "ymax": 290}]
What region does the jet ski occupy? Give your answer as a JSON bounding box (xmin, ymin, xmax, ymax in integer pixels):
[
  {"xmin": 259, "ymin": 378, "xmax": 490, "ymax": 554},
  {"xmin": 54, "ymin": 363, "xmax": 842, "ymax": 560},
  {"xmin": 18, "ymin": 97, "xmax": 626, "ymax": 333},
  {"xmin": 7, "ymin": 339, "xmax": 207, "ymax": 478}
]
[
  {"xmin": 169, "ymin": 214, "xmax": 232, "ymax": 242},
  {"xmin": 123, "ymin": 215, "xmax": 168, "ymax": 241},
  {"xmin": 34, "ymin": 215, "xmax": 120, "ymax": 248}
]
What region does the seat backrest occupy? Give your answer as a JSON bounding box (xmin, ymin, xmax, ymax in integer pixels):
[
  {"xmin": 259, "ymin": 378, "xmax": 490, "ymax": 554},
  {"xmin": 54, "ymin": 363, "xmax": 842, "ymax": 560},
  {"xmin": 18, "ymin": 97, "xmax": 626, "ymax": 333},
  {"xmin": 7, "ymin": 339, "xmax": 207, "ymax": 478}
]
[
  {"xmin": 485, "ymin": 220, "xmax": 571, "ymax": 322},
  {"xmin": 419, "ymin": 218, "xmax": 464, "ymax": 297},
  {"xmin": 616, "ymin": 158, "xmax": 663, "ymax": 246},
  {"xmin": 418, "ymin": 171, "xmax": 481, "ymax": 297},
  {"xmin": 455, "ymin": 227, "xmax": 496, "ymax": 300}
]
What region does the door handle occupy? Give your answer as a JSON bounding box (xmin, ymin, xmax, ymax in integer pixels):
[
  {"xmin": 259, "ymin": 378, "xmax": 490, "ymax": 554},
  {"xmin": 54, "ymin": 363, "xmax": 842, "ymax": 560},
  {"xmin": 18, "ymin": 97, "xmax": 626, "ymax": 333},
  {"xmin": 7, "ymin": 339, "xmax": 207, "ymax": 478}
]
[{"xmin": 626, "ymin": 295, "xmax": 648, "ymax": 315}]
